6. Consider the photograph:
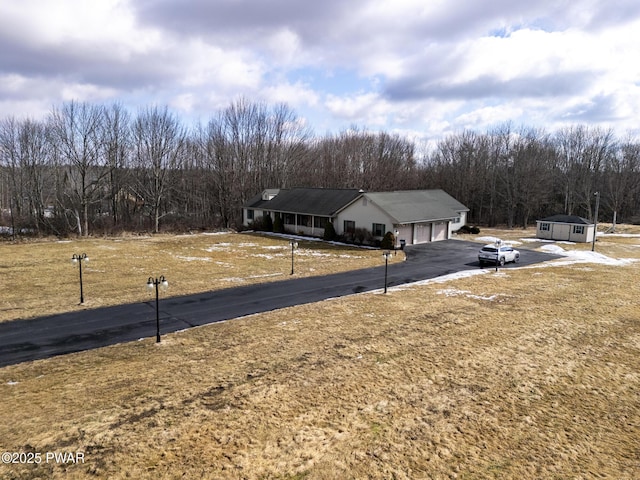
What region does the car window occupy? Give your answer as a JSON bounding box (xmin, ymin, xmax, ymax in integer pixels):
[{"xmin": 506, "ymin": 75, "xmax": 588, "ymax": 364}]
[{"xmin": 482, "ymin": 247, "xmax": 497, "ymax": 252}]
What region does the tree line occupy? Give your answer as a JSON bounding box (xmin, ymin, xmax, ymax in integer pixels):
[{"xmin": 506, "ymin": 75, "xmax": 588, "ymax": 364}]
[{"xmin": 1, "ymin": 99, "xmax": 639, "ymax": 237}]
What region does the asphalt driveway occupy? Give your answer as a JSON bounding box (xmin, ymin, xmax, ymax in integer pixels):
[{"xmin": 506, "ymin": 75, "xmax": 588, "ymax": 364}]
[{"xmin": 0, "ymin": 239, "xmax": 560, "ymax": 367}]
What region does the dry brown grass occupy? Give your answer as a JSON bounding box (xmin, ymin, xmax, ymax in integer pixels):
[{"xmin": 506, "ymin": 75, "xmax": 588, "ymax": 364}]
[
  {"xmin": 0, "ymin": 232, "xmax": 402, "ymax": 323},
  {"xmin": 1, "ymin": 228, "xmax": 639, "ymax": 479}
]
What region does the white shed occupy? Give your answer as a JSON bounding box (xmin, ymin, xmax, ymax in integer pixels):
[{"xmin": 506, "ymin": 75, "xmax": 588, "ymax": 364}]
[{"xmin": 536, "ymin": 215, "xmax": 595, "ymax": 243}]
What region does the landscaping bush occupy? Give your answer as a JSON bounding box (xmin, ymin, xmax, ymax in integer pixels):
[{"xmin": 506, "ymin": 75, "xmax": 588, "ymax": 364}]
[
  {"xmin": 323, "ymin": 221, "xmax": 337, "ymax": 241},
  {"xmin": 247, "ymin": 217, "xmax": 265, "ymax": 231},
  {"xmin": 380, "ymin": 231, "xmax": 395, "ymax": 250},
  {"xmin": 273, "ymin": 215, "xmax": 284, "ymax": 233},
  {"xmin": 263, "ymin": 214, "xmax": 273, "ymax": 232},
  {"xmin": 353, "ymin": 227, "xmax": 372, "ymax": 245},
  {"xmin": 458, "ymin": 225, "xmax": 481, "ymax": 234}
]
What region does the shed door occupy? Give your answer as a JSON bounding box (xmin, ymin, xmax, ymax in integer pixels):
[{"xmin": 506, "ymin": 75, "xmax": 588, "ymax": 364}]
[
  {"xmin": 414, "ymin": 223, "xmax": 431, "ymax": 244},
  {"xmin": 433, "ymin": 222, "xmax": 448, "ymax": 241}
]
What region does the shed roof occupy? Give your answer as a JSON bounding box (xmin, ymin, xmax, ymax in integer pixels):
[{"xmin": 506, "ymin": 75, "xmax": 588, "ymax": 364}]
[
  {"xmin": 364, "ymin": 189, "xmax": 468, "ymax": 224},
  {"xmin": 538, "ymin": 215, "xmax": 592, "ymax": 225}
]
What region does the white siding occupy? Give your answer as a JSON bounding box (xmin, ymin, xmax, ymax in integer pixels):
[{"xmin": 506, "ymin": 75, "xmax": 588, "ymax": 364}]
[
  {"xmin": 536, "ymin": 221, "xmax": 594, "ymax": 243},
  {"xmin": 335, "ymin": 198, "xmax": 395, "ymax": 237},
  {"xmin": 450, "ymin": 211, "xmax": 468, "ymax": 232}
]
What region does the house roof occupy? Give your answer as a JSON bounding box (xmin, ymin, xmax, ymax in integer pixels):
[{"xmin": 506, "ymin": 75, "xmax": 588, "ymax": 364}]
[
  {"xmin": 538, "ymin": 214, "xmax": 592, "ymax": 225},
  {"xmin": 364, "ymin": 189, "xmax": 469, "ymax": 224},
  {"xmin": 245, "ymin": 187, "xmax": 363, "ymax": 216}
]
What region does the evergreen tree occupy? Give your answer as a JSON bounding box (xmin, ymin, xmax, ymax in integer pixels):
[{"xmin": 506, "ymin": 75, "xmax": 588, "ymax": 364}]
[
  {"xmin": 323, "ymin": 221, "xmax": 337, "ymax": 241},
  {"xmin": 264, "ymin": 213, "xmax": 273, "ymax": 232}
]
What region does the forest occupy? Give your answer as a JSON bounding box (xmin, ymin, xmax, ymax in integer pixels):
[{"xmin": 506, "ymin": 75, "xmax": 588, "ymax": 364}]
[{"xmin": 1, "ymin": 98, "xmax": 639, "ymax": 237}]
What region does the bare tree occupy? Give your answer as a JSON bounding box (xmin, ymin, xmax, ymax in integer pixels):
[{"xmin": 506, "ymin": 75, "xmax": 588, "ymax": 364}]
[
  {"xmin": 49, "ymin": 101, "xmax": 106, "ymax": 236},
  {"xmin": 132, "ymin": 106, "xmax": 186, "ymax": 233},
  {"xmin": 103, "ymin": 103, "xmax": 132, "ymax": 229},
  {"xmin": 554, "ymin": 125, "xmax": 613, "ymax": 219},
  {"xmin": 0, "ymin": 117, "xmax": 54, "ymax": 235},
  {"xmin": 604, "ymin": 135, "xmax": 640, "ymax": 225}
]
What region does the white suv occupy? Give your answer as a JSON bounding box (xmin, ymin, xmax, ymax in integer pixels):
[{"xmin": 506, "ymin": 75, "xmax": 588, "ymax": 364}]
[{"xmin": 478, "ymin": 243, "xmax": 520, "ymax": 267}]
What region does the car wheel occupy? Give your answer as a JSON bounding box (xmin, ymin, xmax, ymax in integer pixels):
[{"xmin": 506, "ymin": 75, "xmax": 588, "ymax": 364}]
[
  {"xmin": 499, "ymin": 257, "xmax": 505, "ymax": 266},
  {"xmin": 479, "ymin": 260, "xmax": 485, "ymax": 268},
  {"xmin": 514, "ymin": 253, "xmax": 520, "ymax": 263}
]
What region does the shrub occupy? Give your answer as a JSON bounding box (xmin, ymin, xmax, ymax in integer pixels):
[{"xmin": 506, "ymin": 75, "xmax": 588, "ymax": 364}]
[
  {"xmin": 353, "ymin": 227, "xmax": 372, "ymax": 245},
  {"xmin": 323, "ymin": 221, "xmax": 337, "ymax": 241},
  {"xmin": 458, "ymin": 225, "xmax": 480, "ymax": 235},
  {"xmin": 263, "ymin": 214, "xmax": 273, "ymax": 232},
  {"xmin": 380, "ymin": 231, "xmax": 395, "ymax": 250},
  {"xmin": 273, "ymin": 215, "xmax": 284, "ymax": 233},
  {"xmin": 247, "ymin": 217, "xmax": 265, "ymax": 231}
]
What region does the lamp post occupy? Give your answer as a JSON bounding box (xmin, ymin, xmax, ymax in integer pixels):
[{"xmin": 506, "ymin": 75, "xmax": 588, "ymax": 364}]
[
  {"xmin": 147, "ymin": 276, "xmax": 168, "ymax": 343},
  {"xmin": 592, "ymin": 191, "xmax": 600, "ymax": 252},
  {"xmin": 290, "ymin": 240, "xmax": 298, "ymax": 275},
  {"xmin": 382, "ymin": 250, "xmax": 391, "ymax": 293},
  {"xmin": 71, "ymin": 253, "xmax": 89, "ymax": 304},
  {"xmin": 494, "ymin": 238, "xmax": 502, "ymax": 272}
]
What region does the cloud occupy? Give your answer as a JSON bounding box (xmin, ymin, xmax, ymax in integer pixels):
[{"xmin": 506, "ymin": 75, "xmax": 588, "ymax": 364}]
[{"xmin": 1, "ymin": 0, "xmax": 640, "ymax": 142}]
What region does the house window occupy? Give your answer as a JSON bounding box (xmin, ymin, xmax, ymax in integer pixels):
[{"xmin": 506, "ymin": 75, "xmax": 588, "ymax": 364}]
[
  {"xmin": 246, "ymin": 209, "xmax": 254, "ymax": 221},
  {"xmin": 315, "ymin": 217, "xmax": 329, "ymax": 229},
  {"xmin": 540, "ymin": 223, "xmax": 550, "ymax": 231},
  {"xmin": 372, "ymin": 223, "xmax": 386, "ymax": 237},
  {"xmin": 363, "ymin": 197, "xmax": 368, "ymax": 206},
  {"xmin": 344, "ymin": 220, "xmax": 355, "ymax": 234},
  {"xmin": 284, "ymin": 213, "xmax": 295, "ymax": 225},
  {"xmin": 573, "ymin": 225, "xmax": 585, "ymax": 234},
  {"xmin": 299, "ymin": 214, "xmax": 312, "ymax": 227}
]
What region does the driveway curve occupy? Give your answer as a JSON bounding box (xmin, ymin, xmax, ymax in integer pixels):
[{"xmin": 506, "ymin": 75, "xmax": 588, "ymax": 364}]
[{"xmin": 0, "ymin": 240, "xmax": 559, "ymax": 367}]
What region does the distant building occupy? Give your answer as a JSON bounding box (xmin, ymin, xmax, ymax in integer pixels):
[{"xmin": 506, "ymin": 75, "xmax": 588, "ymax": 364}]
[
  {"xmin": 243, "ymin": 187, "xmax": 469, "ymax": 245},
  {"xmin": 536, "ymin": 215, "xmax": 595, "ymax": 243}
]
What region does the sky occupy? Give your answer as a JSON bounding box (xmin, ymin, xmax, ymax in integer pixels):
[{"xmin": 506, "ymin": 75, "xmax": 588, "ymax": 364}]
[{"xmin": 1, "ymin": 0, "xmax": 640, "ymax": 144}]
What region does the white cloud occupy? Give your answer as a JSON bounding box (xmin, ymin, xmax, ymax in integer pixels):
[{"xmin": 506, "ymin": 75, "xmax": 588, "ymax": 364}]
[{"xmin": 1, "ymin": 0, "xmax": 640, "ymax": 141}]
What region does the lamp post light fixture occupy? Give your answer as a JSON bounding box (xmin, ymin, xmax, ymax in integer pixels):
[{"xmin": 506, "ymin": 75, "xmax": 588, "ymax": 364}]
[
  {"xmin": 382, "ymin": 250, "xmax": 391, "ymax": 293},
  {"xmin": 289, "ymin": 240, "xmax": 299, "ymax": 275},
  {"xmin": 494, "ymin": 238, "xmax": 502, "ymax": 272},
  {"xmin": 147, "ymin": 276, "xmax": 169, "ymax": 343},
  {"xmin": 71, "ymin": 253, "xmax": 89, "ymax": 304},
  {"xmin": 592, "ymin": 191, "xmax": 600, "ymax": 252}
]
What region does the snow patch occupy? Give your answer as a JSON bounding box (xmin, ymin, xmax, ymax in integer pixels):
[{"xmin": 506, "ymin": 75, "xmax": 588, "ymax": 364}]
[
  {"xmin": 176, "ymin": 256, "xmax": 212, "ymax": 262},
  {"xmin": 437, "ymin": 288, "xmax": 501, "ymax": 301},
  {"xmin": 476, "ymin": 236, "xmax": 520, "ymax": 246},
  {"xmin": 540, "ymin": 244, "xmax": 638, "ymax": 266}
]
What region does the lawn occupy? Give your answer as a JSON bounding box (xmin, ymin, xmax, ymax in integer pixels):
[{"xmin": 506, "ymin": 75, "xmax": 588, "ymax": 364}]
[
  {"xmin": 1, "ymin": 227, "xmax": 639, "ymax": 479},
  {"xmin": 0, "ymin": 231, "xmax": 401, "ymax": 323}
]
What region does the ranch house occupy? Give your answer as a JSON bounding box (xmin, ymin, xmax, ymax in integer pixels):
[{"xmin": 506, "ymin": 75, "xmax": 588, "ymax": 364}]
[{"xmin": 242, "ymin": 187, "xmax": 469, "ymax": 246}]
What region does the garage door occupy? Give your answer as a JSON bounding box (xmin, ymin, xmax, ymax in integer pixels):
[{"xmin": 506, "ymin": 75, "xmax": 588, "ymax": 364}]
[
  {"xmin": 395, "ymin": 225, "xmax": 413, "ymax": 246},
  {"xmin": 414, "ymin": 223, "xmax": 431, "ymax": 244},
  {"xmin": 433, "ymin": 222, "xmax": 448, "ymax": 241}
]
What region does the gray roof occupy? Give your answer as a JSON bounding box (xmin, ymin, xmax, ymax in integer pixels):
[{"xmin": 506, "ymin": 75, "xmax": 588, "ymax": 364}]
[
  {"xmin": 245, "ymin": 187, "xmax": 363, "ymax": 216},
  {"xmin": 538, "ymin": 215, "xmax": 592, "ymax": 225},
  {"xmin": 364, "ymin": 190, "xmax": 468, "ymax": 223}
]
